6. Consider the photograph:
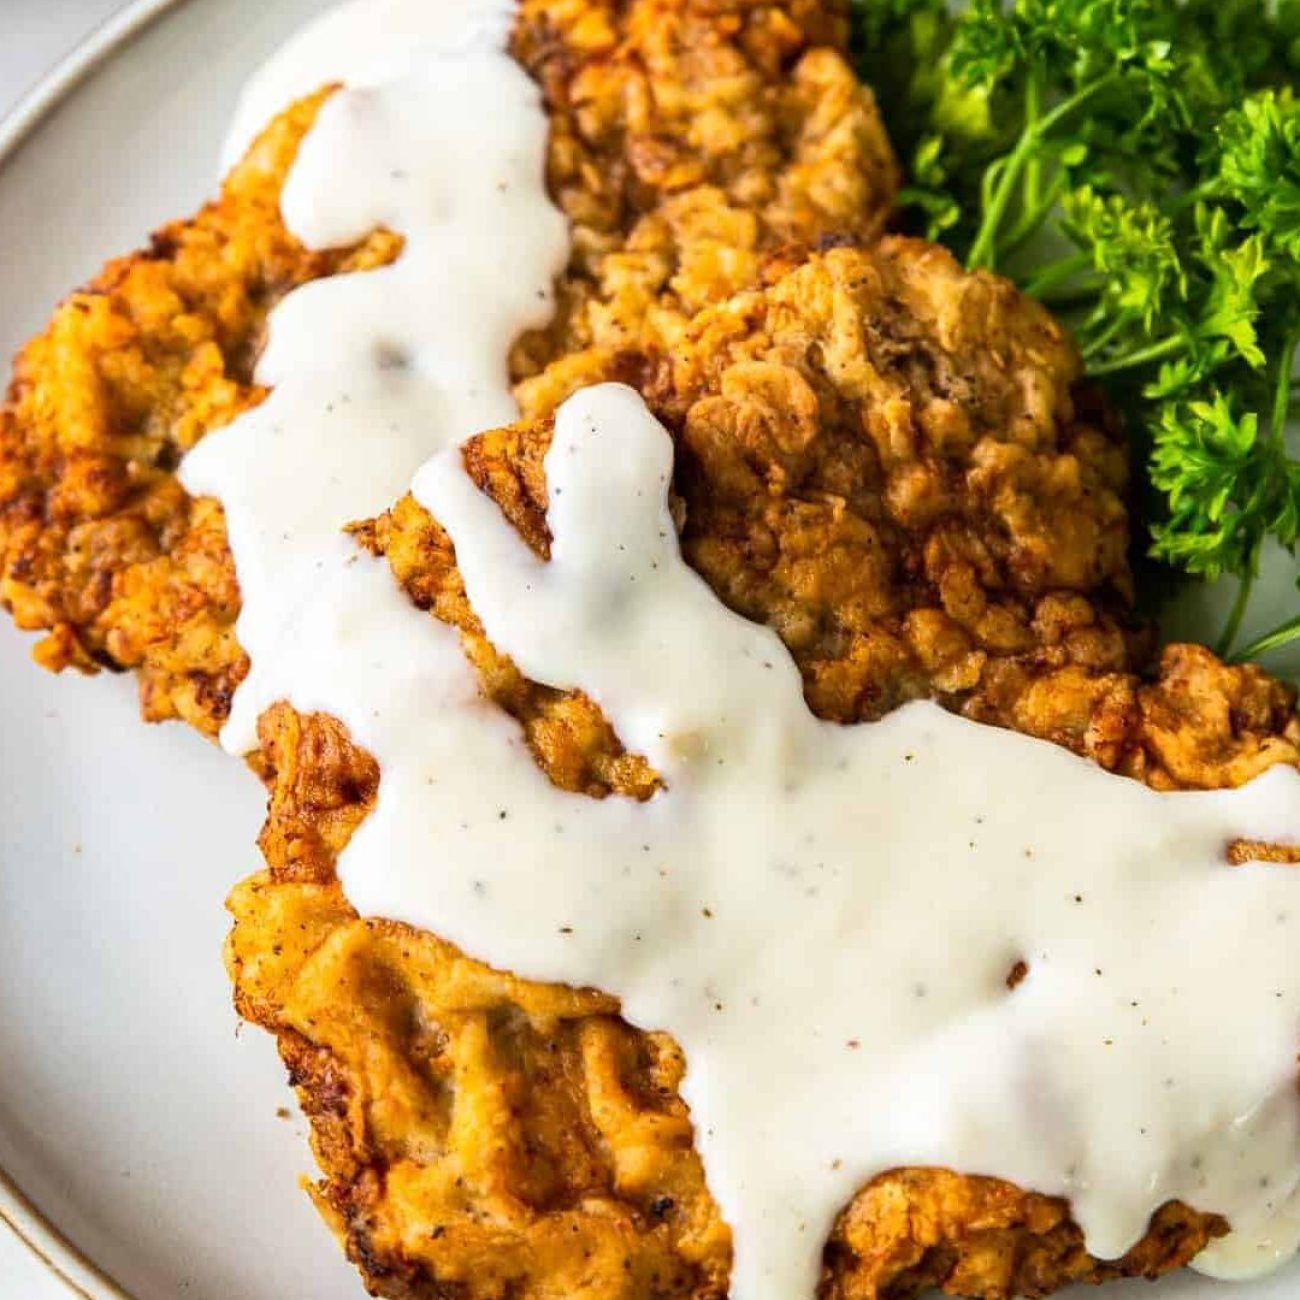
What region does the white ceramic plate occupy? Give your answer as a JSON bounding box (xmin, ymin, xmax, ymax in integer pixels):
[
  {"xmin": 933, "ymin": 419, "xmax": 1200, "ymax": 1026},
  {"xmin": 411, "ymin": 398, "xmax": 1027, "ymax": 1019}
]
[{"xmin": 0, "ymin": 4, "xmax": 1296, "ymax": 1298}]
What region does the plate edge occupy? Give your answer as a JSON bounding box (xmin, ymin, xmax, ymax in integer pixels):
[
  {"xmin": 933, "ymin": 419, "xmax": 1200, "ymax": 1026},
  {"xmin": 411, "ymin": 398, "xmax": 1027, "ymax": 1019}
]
[
  {"xmin": 0, "ymin": 6, "xmax": 190, "ymax": 1295},
  {"xmin": 0, "ymin": 0, "xmax": 187, "ymax": 166},
  {"xmin": 0, "ymin": 1169, "xmax": 131, "ymax": 1300}
]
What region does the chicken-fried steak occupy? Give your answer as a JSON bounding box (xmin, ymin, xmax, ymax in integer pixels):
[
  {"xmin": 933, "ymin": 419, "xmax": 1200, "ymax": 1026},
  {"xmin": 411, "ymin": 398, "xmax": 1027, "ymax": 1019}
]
[
  {"xmin": 228, "ymin": 243, "xmax": 1298, "ymax": 1299},
  {"xmin": 0, "ymin": 0, "xmax": 897, "ymax": 737}
]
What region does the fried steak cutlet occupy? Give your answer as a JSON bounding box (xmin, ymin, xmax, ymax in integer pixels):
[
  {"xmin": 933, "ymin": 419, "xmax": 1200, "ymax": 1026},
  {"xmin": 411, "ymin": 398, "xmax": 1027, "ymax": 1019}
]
[
  {"xmin": 227, "ymin": 243, "xmax": 1300, "ymax": 1299},
  {"xmin": 3, "ymin": 0, "xmax": 1297, "ymax": 1291},
  {"xmin": 396, "ymin": 240, "xmax": 1300, "ymax": 790},
  {"xmin": 0, "ymin": 0, "xmax": 897, "ymax": 738}
]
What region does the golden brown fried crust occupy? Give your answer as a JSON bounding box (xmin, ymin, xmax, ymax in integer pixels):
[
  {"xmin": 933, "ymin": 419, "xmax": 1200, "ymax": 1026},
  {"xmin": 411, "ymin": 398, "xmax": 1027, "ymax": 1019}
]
[
  {"xmin": 649, "ymin": 242, "xmax": 1298, "ymax": 783},
  {"xmin": 972, "ymin": 641, "xmax": 1300, "ymax": 791},
  {"xmin": 230, "ymin": 695, "xmax": 1225, "ymax": 1300},
  {"xmin": 654, "ymin": 240, "xmax": 1142, "ymax": 724},
  {"xmin": 228, "ymin": 244, "xmax": 1295, "ymax": 1298},
  {"xmin": 509, "ymin": 0, "xmax": 898, "ymax": 411},
  {"xmin": 0, "ymin": 93, "xmax": 399, "ymax": 733},
  {"xmin": 0, "ymin": 0, "xmax": 896, "ymax": 736},
  {"xmin": 822, "ymin": 1173, "xmax": 1223, "ymax": 1300},
  {"xmin": 369, "ymin": 243, "xmax": 1300, "ymax": 789},
  {"xmin": 231, "ymin": 706, "xmax": 729, "ymax": 1300}
]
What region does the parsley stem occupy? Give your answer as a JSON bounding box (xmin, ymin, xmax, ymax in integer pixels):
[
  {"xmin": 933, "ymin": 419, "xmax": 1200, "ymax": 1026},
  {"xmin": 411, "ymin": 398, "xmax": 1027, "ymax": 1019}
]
[
  {"xmin": 1023, "ymin": 69, "xmax": 1045, "ymax": 214},
  {"xmin": 1081, "ymin": 315, "xmax": 1128, "ymax": 361},
  {"xmin": 981, "ymin": 156, "xmax": 1009, "ymax": 218},
  {"xmin": 1023, "ymin": 252, "xmax": 1094, "ymax": 299},
  {"xmin": 1233, "ymin": 614, "xmax": 1300, "ymax": 662},
  {"xmin": 1268, "ymin": 326, "xmax": 1300, "ymax": 448},
  {"xmin": 969, "ymin": 132, "xmax": 1040, "ymax": 270},
  {"xmin": 1087, "ymin": 333, "xmax": 1184, "ymax": 376},
  {"xmin": 998, "ymin": 171, "xmax": 1069, "ymax": 260},
  {"xmin": 967, "ymin": 71, "xmax": 1119, "ymax": 271},
  {"xmin": 1216, "ymin": 551, "xmax": 1259, "ymax": 659},
  {"xmin": 1032, "ymin": 71, "xmax": 1123, "ymax": 150}
]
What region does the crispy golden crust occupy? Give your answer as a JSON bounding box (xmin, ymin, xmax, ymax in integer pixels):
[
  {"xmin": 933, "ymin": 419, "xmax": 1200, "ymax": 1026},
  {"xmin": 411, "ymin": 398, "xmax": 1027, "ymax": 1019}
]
[
  {"xmin": 230, "ymin": 708, "xmax": 728, "ymax": 1300},
  {"xmin": 0, "ymin": 93, "xmax": 400, "ymax": 732},
  {"xmin": 649, "ymin": 242, "xmax": 1299, "ymax": 785},
  {"xmin": 0, "ymin": 0, "xmax": 896, "ymax": 736},
  {"xmin": 509, "ymin": 0, "xmax": 897, "ymax": 411},
  {"xmin": 373, "ymin": 242, "xmax": 1300, "ymax": 788},
  {"xmin": 5, "ymin": 5, "xmax": 1293, "ymax": 1292},
  {"xmin": 229, "ymin": 244, "xmax": 1297, "ymax": 1298},
  {"xmin": 231, "ymin": 706, "xmax": 1225, "ymax": 1300}
]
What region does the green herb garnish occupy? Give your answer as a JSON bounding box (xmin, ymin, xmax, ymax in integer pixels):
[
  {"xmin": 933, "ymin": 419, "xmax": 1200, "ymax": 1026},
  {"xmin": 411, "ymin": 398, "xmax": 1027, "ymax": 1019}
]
[{"xmin": 851, "ymin": 0, "xmax": 1300, "ymax": 660}]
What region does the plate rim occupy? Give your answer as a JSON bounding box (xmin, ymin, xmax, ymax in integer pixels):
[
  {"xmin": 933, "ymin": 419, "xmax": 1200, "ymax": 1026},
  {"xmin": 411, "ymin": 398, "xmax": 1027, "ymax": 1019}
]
[
  {"xmin": 0, "ymin": 1, "xmax": 1294, "ymax": 1297},
  {"xmin": 0, "ymin": 1168, "xmax": 132, "ymax": 1300},
  {"xmin": 0, "ymin": 0, "xmax": 183, "ymax": 170},
  {"xmin": 0, "ymin": 6, "xmax": 191, "ymax": 1293}
]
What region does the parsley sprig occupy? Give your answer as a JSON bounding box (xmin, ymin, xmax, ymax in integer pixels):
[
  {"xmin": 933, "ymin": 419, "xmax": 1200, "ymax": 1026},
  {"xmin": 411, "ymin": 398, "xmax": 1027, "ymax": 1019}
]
[{"xmin": 852, "ymin": 0, "xmax": 1300, "ymax": 662}]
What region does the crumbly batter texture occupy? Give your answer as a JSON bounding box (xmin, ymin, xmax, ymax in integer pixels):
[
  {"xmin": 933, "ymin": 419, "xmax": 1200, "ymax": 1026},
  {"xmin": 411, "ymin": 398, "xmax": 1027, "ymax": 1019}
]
[
  {"xmin": 229, "ymin": 704, "xmax": 1227, "ymax": 1300},
  {"xmin": 383, "ymin": 242, "xmax": 1300, "ymax": 789},
  {"xmin": 0, "ymin": 0, "xmax": 897, "ymax": 735},
  {"xmin": 229, "ymin": 244, "xmax": 1296, "ymax": 1299},
  {"xmin": 3, "ymin": 0, "xmax": 1296, "ymax": 1289},
  {"xmin": 0, "ymin": 92, "xmax": 391, "ymax": 732}
]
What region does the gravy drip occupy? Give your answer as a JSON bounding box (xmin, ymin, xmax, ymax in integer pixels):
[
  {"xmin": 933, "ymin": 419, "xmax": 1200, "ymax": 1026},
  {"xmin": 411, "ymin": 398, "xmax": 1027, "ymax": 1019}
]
[
  {"xmin": 182, "ymin": 0, "xmax": 569, "ymax": 754},
  {"xmin": 188, "ymin": 2, "xmax": 1300, "ymax": 1293},
  {"xmin": 398, "ymin": 384, "xmax": 1300, "ymax": 1294}
]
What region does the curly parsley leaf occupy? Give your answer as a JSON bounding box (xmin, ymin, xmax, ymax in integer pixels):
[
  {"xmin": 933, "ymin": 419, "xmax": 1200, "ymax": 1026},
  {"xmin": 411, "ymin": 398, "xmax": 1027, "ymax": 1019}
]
[
  {"xmin": 850, "ymin": 0, "xmax": 1300, "ymax": 662},
  {"xmin": 1150, "ymin": 396, "xmax": 1298, "ymax": 582},
  {"xmin": 1215, "ymin": 90, "xmax": 1300, "ymax": 258}
]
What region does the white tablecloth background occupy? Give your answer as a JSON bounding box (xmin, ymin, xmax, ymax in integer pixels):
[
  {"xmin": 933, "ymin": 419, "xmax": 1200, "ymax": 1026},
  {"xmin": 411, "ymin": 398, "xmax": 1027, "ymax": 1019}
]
[{"xmin": 1, "ymin": 4, "xmax": 128, "ymax": 1293}]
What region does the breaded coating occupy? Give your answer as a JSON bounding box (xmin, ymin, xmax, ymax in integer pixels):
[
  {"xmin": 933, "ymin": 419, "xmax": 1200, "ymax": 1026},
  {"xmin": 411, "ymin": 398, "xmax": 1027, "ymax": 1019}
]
[
  {"xmin": 230, "ymin": 708, "xmax": 1225, "ymax": 1300},
  {"xmin": 230, "ymin": 709, "xmax": 729, "ymax": 1300},
  {"xmin": 5, "ymin": 7, "xmax": 1294, "ymax": 1289},
  {"xmin": 228, "ymin": 244, "xmax": 1296, "ymax": 1299},
  {"xmin": 377, "ymin": 242, "xmax": 1300, "ymax": 789},
  {"xmin": 0, "ymin": 0, "xmax": 897, "ymax": 736},
  {"xmin": 0, "ymin": 93, "xmax": 398, "ymax": 731},
  {"xmin": 650, "ymin": 242, "xmax": 1300, "ymax": 785},
  {"xmin": 509, "ymin": 0, "xmax": 899, "ymax": 409}
]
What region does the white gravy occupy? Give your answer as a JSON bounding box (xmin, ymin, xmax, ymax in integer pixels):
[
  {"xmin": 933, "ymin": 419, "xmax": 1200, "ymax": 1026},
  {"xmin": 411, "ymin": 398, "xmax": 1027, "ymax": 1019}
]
[
  {"xmin": 221, "ymin": 0, "xmax": 512, "ymax": 171},
  {"xmin": 182, "ymin": 0, "xmax": 569, "ymax": 754},
  {"xmin": 188, "ymin": 3, "xmax": 1300, "ymax": 1296}
]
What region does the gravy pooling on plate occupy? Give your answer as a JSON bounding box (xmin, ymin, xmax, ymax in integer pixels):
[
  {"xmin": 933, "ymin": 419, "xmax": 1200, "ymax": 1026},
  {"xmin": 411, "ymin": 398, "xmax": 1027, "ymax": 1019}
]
[{"xmin": 180, "ymin": 1, "xmax": 1300, "ymax": 1295}]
